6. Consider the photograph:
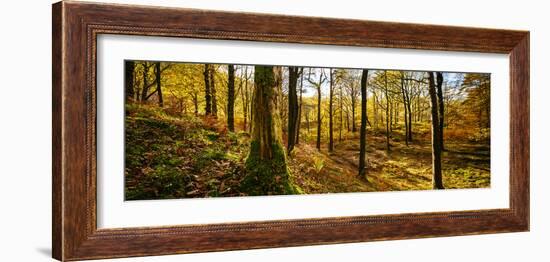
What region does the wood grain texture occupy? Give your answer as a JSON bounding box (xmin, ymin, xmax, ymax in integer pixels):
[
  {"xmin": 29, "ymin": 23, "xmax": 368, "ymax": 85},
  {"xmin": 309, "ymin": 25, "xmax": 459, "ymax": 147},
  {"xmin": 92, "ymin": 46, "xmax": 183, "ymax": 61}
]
[
  {"xmin": 52, "ymin": 1, "xmax": 530, "ymax": 261},
  {"xmin": 52, "ymin": 2, "xmax": 63, "ymax": 260}
]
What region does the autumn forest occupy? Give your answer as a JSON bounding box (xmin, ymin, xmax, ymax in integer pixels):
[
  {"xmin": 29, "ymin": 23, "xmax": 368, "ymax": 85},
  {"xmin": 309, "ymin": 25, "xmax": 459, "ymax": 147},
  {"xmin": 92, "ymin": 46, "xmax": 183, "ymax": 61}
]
[{"xmin": 124, "ymin": 60, "xmax": 490, "ymax": 200}]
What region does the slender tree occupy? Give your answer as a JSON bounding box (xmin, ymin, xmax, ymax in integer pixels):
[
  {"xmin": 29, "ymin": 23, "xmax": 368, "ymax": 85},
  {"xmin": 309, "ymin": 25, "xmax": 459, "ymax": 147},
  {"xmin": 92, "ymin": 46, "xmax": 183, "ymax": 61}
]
[
  {"xmin": 384, "ymin": 71, "xmax": 391, "ymax": 151},
  {"xmin": 436, "ymin": 72, "xmax": 445, "ymax": 151},
  {"xmin": 351, "ymin": 80, "xmax": 358, "ymax": 133},
  {"xmin": 210, "ymin": 65, "xmax": 218, "ymax": 117},
  {"xmin": 373, "ymin": 88, "xmax": 378, "ymax": 130},
  {"xmin": 428, "ymin": 72, "xmax": 444, "ymax": 189},
  {"xmin": 227, "ymin": 64, "xmax": 236, "ymax": 131},
  {"xmin": 240, "ymin": 66, "xmax": 251, "ymax": 131},
  {"xmin": 400, "ymin": 73, "xmax": 409, "ymax": 146},
  {"xmin": 296, "ymin": 68, "xmax": 304, "ymax": 144},
  {"xmin": 155, "ymin": 62, "xmax": 163, "ymax": 107},
  {"xmin": 328, "ymin": 69, "xmax": 335, "ymax": 152},
  {"xmin": 339, "ymin": 74, "xmax": 344, "ymax": 142},
  {"xmin": 307, "ymin": 69, "xmax": 327, "ymax": 150},
  {"xmin": 407, "ymin": 78, "xmax": 414, "ymax": 141},
  {"xmin": 358, "ymin": 69, "xmax": 369, "ymax": 177},
  {"xmin": 316, "ymin": 71, "xmax": 323, "ymax": 150},
  {"xmin": 203, "ymin": 64, "xmax": 212, "ymax": 115},
  {"xmin": 141, "ymin": 62, "xmax": 151, "ymax": 102}
]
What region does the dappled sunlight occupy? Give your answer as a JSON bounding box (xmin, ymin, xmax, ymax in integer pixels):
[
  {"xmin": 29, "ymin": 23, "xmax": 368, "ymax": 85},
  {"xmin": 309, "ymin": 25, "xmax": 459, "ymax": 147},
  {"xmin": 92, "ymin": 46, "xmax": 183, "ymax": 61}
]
[{"xmin": 124, "ymin": 61, "xmax": 490, "ymax": 200}]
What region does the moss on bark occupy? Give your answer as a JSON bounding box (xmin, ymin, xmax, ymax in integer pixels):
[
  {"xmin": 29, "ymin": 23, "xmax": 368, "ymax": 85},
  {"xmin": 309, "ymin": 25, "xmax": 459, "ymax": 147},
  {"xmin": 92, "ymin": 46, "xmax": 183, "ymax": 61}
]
[
  {"xmin": 240, "ymin": 66, "xmax": 301, "ymax": 196},
  {"xmin": 241, "ymin": 140, "xmax": 298, "ymax": 195}
]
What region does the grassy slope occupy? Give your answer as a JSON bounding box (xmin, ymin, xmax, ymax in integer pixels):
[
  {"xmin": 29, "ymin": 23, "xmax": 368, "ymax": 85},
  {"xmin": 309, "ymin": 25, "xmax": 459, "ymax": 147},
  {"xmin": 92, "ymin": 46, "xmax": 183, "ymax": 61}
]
[
  {"xmin": 125, "ymin": 105, "xmax": 490, "ymax": 200},
  {"xmin": 125, "ymin": 105, "xmax": 248, "ymax": 200}
]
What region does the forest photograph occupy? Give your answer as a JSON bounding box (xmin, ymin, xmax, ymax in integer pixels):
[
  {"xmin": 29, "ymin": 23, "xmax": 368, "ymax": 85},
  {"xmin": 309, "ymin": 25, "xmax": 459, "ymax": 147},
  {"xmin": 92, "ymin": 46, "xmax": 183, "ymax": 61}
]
[{"xmin": 124, "ymin": 60, "xmax": 491, "ymax": 200}]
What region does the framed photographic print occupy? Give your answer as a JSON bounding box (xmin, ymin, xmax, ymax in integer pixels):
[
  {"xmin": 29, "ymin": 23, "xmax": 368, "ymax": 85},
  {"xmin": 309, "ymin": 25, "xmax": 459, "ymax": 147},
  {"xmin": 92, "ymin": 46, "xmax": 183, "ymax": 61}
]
[{"xmin": 52, "ymin": 1, "xmax": 529, "ymax": 261}]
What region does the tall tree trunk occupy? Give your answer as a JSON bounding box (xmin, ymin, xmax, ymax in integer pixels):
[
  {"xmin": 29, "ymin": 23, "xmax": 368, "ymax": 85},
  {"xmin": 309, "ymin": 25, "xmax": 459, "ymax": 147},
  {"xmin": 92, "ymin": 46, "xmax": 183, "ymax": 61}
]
[
  {"xmin": 345, "ymin": 109, "xmax": 350, "ymax": 132},
  {"xmin": 306, "ymin": 108, "xmax": 310, "ymax": 133},
  {"xmin": 316, "ymin": 72, "xmax": 322, "ymax": 150},
  {"xmin": 210, "ymin": 65, "xmax": 218, "ymax": 117},
  {"xmin": 359, "ymin": 69, "xmax": 369, "ymax": 177},
  {"xmin": 339, "ymin": 78, "xmax": 343, "ymax": 142},
  {"xmin": 394, "ymin": 102, "xmax": 398, "ymax": 126},
  {"xmin": 407, "ymin": 93, "xmax": 413, "ymax": 141},
  {"xmin": 373, "ymin": 90, "xmax": 378, "ymax": 130},
  {"xmin": 436, "ymin": 72, "xmax": 445, "ymax": 151},
  {"xmin": 296, "ymin": 69, "xmax": 304, "ymax": 144},
  {"xmin": 193, "ymin": 95, "xmax": 199, "ymax": 116},
  {"xmin": 241, "ymin": 67, "xmax": 250, "ymax": 131},
  {"xmin": 384, "ymin": 71, "xmax": 391, "ymax": 151},
  {"xmin": 428, "ymin": 72, "xmax": 444, "ymax": 189},
  {"xmin": 155, "ymin": 62, "xmax": 163, "ymax": 107},
  {"xmin": 141, "ymin": 62, "xmax": 149, "ymax": 102},
  {"xmin": 242, "ymin": 66, "xmax": 295, "ymax": 195},
  {"xmin": 351, "ymin": 94, "xmax": 357, "ymax": 133},
  {"xmin": 389, "ymin": 101, "xmax": 393, "ymax": 133},
  {"xmin": 287, "ymin": 67, "xmax": 300, "ymax": 153},
  {"xmin": 400, "ymin": 75, "xmax": 409, "ymax": 146},
  {"xmin": 328, "ymin": 69, "xmax": 334, "ymax": 152},
  {"xmin": 227, "ymin": 64, "xmax": 236, "ymax": 131},
  {"xmin": 203, "ymin": 64, "xmax": 212, "ymax": 115},
  {"xmin": 125, "ymin": 61, "xmax": 135, "ymax": 102}
]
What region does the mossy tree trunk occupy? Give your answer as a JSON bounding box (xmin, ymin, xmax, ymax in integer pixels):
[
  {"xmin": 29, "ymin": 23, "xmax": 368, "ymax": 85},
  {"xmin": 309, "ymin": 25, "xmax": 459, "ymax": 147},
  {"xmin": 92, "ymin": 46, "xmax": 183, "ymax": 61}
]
[{"xmin": 242, "ymin": 66, "xmax": 297, "ymax": 196}]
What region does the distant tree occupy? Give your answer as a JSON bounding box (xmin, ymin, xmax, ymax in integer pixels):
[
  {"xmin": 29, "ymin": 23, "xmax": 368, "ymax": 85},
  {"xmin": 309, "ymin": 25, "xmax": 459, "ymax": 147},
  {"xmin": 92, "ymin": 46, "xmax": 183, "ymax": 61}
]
[
  {"xmin": 348, "ymin": 77, "xmax": 359, "ymax": 133},
  {"xmin": 203, "ymin": 64, "xmax": 212, "ymax": 115},
  {"xmin": 338, "ymin": 72, "xmax": 344, "ymax": 142},
  {"xmin": 307, "ymin": 69, "xmax": 327, "ymax": 150},
  {"xmin": 239, "ymin": 66, "xmax": 252, "ymax": 131},
  {"xmin": 462, "ymin": 73, "xmax": 490, "ymax": 130},
  {"xmin": 384, "ymin": 71, "xmax": 391, "ymax": 151},
  {"xmin": 210, "ymin": 65, "xmax": 218, "ymax": 117}
]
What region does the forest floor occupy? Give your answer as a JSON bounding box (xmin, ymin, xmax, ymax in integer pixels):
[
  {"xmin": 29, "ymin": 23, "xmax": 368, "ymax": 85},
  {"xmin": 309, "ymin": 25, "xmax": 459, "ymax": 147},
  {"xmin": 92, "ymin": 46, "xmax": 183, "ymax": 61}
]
[{"xmin": 125, "ymin": 105, "xmax": 490, "ymax": 200}]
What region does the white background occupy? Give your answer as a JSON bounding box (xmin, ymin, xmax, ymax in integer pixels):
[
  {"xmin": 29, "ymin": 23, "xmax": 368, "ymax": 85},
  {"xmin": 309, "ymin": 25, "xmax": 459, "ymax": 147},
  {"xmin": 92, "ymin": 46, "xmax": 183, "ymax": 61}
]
[
  {"xmin": 97, "ymin": 35, "xmax": 509, "ymax": 228},
  {"xmin": 0, "ymin": 0, "xmax": 546, "ymax": 261}
]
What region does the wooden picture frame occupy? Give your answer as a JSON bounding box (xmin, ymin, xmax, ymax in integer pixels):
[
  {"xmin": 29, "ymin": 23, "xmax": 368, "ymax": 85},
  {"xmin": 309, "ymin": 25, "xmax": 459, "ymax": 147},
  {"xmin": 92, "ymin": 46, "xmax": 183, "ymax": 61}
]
[{"xmin": 52, "ymin": 1, "xmax": 529, "ymax": 261}]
